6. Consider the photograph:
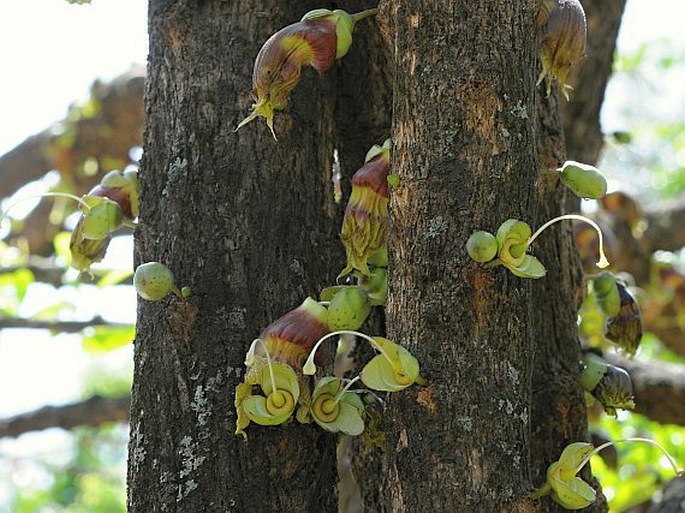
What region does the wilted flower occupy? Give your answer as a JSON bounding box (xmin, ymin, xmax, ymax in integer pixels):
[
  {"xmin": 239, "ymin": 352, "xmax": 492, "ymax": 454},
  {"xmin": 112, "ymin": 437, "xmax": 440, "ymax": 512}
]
[
  {"xmin": 236, "ymin": 8, "xmax": 377, "ymax": 139},
  {"xmin": 339, "ymin": 139, "xmax": 391, "ymax": 279}
]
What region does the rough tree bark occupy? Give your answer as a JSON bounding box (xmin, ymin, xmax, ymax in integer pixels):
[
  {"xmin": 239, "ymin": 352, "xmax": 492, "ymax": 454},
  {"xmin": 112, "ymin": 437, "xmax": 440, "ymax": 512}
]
[
  {"xmin": 128, "ymin": 2, "xmax": 346, "ymax": 511},
  {"xmin": 381, "ymin": 1, "xmax": 541, "ymax": 511}
]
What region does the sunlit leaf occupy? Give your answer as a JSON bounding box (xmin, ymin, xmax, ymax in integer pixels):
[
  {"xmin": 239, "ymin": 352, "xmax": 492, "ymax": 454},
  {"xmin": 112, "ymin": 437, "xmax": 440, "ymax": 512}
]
[{"xmin": 82, "ymin": 325, "xmax": 135, "ymax": 353}]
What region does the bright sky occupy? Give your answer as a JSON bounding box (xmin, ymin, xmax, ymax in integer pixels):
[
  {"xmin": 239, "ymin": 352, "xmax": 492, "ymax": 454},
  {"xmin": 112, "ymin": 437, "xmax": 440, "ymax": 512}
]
[
  {"xmin": 0, "ymin": 0, "xmax": 684, "ymax": 483},
  {"xmin": 0, "ymin": 0, "xmax": 147, "ymax": 155}
]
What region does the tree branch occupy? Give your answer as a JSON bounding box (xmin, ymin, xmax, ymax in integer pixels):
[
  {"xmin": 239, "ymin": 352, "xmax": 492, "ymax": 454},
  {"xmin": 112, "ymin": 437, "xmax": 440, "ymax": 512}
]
[
  {"xmin": 0, "ymin": 68, "xmax": 144, "ymax": 256},
  {"xmin": 643, "ymin": 199, "xmax": 685, "ymax": 253},
  {"xmin": 605, "ymin": 353, "xmax": 685, "ymax": 426},
  {"xmin": 0, "ymin": 317, "xmax": 131, "ymax": 333},
  {"xmin": 561, "ymin": 0, "xmax": 627, "ymax": 165},
  {"xmin": 0, "ymin": 394, "xmax": 130, "ymax": 438}
]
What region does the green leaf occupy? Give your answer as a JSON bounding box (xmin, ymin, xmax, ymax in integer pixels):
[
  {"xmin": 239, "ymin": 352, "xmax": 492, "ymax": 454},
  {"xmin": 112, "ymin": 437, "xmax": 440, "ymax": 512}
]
[
  {"xmin": 82, "ymin": 325, "xmax": 135, "ymax": 353},
  {"xmin": 0, "ymin": 269, "xmax": 35, "ymax": 316}
]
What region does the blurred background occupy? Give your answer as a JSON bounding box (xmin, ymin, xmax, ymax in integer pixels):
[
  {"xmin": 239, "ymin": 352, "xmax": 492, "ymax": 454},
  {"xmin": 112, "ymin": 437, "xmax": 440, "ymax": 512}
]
[{"xmin": 0, "ymin": 1, "xmax": 684, "ymax": 512}]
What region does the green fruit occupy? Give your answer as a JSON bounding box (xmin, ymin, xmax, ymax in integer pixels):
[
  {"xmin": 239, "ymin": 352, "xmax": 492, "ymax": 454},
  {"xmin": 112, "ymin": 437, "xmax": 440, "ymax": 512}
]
[
  {"xmin": 80, "ymin": 200, "xmax": 123, "ymax": 240},
  {"xmin": 466, "ymin": 230, "xmax": 498, "ymax": 263},
  {"xmin": 134, "ymin": 262, "xmax": 174, "ymax": 301},
  {"xmin": 327, "ymin": 287, "xmax": 371, "ymax": 331},
  {"xmin": 593, "ymin": 272, "xmax": 620, "ymax": 317},
  {"xmin": 558, "ymin": 160, "xmax": 608, "ymax": 199}
]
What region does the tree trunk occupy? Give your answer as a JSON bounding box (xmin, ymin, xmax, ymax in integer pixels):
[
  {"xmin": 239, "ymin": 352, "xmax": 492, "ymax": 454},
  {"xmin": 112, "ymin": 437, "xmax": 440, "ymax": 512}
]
[
  {"xmin": 128, "ymin": 2, "xmax": 344, "ymax": 511},
  {"xmin": 381, "ymin": 1, "xmax": 541, "ymax": 511}
]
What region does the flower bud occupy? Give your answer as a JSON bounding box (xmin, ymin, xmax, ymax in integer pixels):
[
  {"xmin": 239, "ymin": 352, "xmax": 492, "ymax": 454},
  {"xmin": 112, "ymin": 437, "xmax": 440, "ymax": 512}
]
[
  {"xmin": 466, "ymin": 230, "xmax": 498, "ymax": 263},
  {"xmin": 326, "ymin": 286, "xmax": 372, "ymax": 331},
  {"xmin": 592, "ymin": 272, "xmax": 620, "ymax": 317},
  {"xmin": 89, "ymin": 169, "xmax": 139, "ymax": 219},
  {"xmin": 80, "ymin": 198, "xmax": 124, "ymax": 240},
  {"xmin": 134, "ymin": 262, "xmax": 175, "ymax": 301},
  {"xmin": 558, "ymin": 160, "xmax": 607, "ymax": 199}
]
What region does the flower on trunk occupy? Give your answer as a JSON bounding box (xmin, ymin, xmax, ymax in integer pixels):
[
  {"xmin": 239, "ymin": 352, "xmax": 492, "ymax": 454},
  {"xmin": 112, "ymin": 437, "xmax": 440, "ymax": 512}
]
[
  {"xmin": 310, "ymin": 376, "xmax": 365, "ymax": 436},
  {"xmin": 236, "ymin": 8, "xmax": 378, "ymax": 139},
  {"xmin": 339, "ymin": 139, "xmax": 391, "ymax": 279}
]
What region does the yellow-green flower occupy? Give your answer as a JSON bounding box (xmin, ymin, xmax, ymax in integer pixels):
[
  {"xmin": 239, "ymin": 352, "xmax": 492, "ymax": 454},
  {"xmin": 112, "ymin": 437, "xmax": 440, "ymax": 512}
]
[{"xmin": 310, "ymin": 376, "xmax": 365, "ymax": 436}]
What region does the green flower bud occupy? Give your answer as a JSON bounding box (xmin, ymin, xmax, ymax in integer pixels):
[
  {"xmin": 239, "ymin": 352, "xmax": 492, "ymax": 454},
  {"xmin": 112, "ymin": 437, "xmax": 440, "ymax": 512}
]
[
  {"xmin": 80, "ymin": 199, "xmax": 123, "ymax": 240},
  {"xmin": 580, "ymin": 353, "xmax": 634, "ymax": 416},
  {"xmin": 558, "ymin": 160, "xmax": 607, "ymax": 199},
  {"xmin": 466, "ymin": 230, "xmax": 498, "ymax": 263},
  {"xmin": 327, "ymin": 286, "xmax": 372, "ymax": 331},
  {"xmin": 592, "ymin": 272, "xmax": 620, "ymax": 317},
  {"xmin": 134, "ymin": 262, "xmax": 175, "ymax": 301}
]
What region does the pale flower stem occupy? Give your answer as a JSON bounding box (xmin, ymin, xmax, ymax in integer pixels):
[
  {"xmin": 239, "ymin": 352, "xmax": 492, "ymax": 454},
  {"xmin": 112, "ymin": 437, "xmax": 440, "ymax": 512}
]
[
  {"xmin": 334, "ymin": 375, "xmax": 361, "ymax": 405},
  {"xmin": 254, "ymin": 339, "xmax": 277, "ymax": 394},
  {"xmin": 352, "ymin": 8, "xmax": 378, "ymax": 23},
  {"xmin": 1, "ymin": 192, "xmax": 91, "ymax": 226},
  {"xmin": 574, "ymin": 437, "xmax": 682, "ymax": 476},
  {"xmin": 305, "ymin": 330, "xmax": 397, "ymax": 374},
  {"xmin": 526, "ymin": 214, "xmax": 609, "ymax": 268}
]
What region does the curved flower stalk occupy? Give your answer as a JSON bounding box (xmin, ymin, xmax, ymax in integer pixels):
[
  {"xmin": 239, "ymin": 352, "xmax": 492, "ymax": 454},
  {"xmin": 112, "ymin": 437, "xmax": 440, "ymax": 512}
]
[
  {"xmin": 310, "ymin": 376, "xmax": 365, "ymax": 435},
  {"xmin": 235, "ymin": 341, "xmax": 301, "ymax": 439},
  {"xmin": 532, "ymin": 438, "xmax": 681, "ymax": 510},
  {"xmin": 339, "ymin": 139, "xmax": 391, "ymax": 279},
  {"xmin": 236, "ymin": 8, "xmax": 378, "ymax": 139},
  {"xmin": 470, "ymin": 215, "xmax": 610, "ymax": 279},
  {"xmin": 303, "ymin": 330, "xmax": 425, "ymax": 392},
  {"xmin": 248, "ymin": 297, "xmax": 330, "ymax": 370}
]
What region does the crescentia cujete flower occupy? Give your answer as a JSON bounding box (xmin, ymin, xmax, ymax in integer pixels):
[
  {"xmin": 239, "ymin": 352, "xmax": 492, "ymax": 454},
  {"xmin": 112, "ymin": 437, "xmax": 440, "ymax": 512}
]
[
  {"xmin": 604, "ymin": 282, "xmax": 643, "ymax": 356},
  {"xmin": 339, "ymin": 139, "xmax": 391, "ymax": 279},
  {"xmin": 235, "ymin": 8, "xmax": 378, "ymax": 139},
  {"xmin": 579, "ymin": 352, "xmax": 635, "ymax": 416},
  {"xmin": 492, "ymin": 219, "xmax": 546, "ymax": 279},
  {"xmin": 532, "ymin": 438, "xmax": 682, "ymax": 509},
  {"xmin": 537, "ymin": 0, "xmax": 587, "ymax": 99},
  {"xmin": 235, "ymin": 345, "xmax": 301, "ymax": 439},
  {"xmin": 311, "ymin": 376, "xmax": 365, "ymax": 436},
  {"xmin": 246, "ymin": 297, "xmax": 330, "ymax": 371},
  {"xmin": 69, "ymin": 216, "xmax": 112, "ymax": 273},
  {"xmin": 531, "ymin": 442, "xmax": 596, "ymax": 510},
  {"xmin": 303, "ymin": 330, "xmax": 425, "ymax": 392}
]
